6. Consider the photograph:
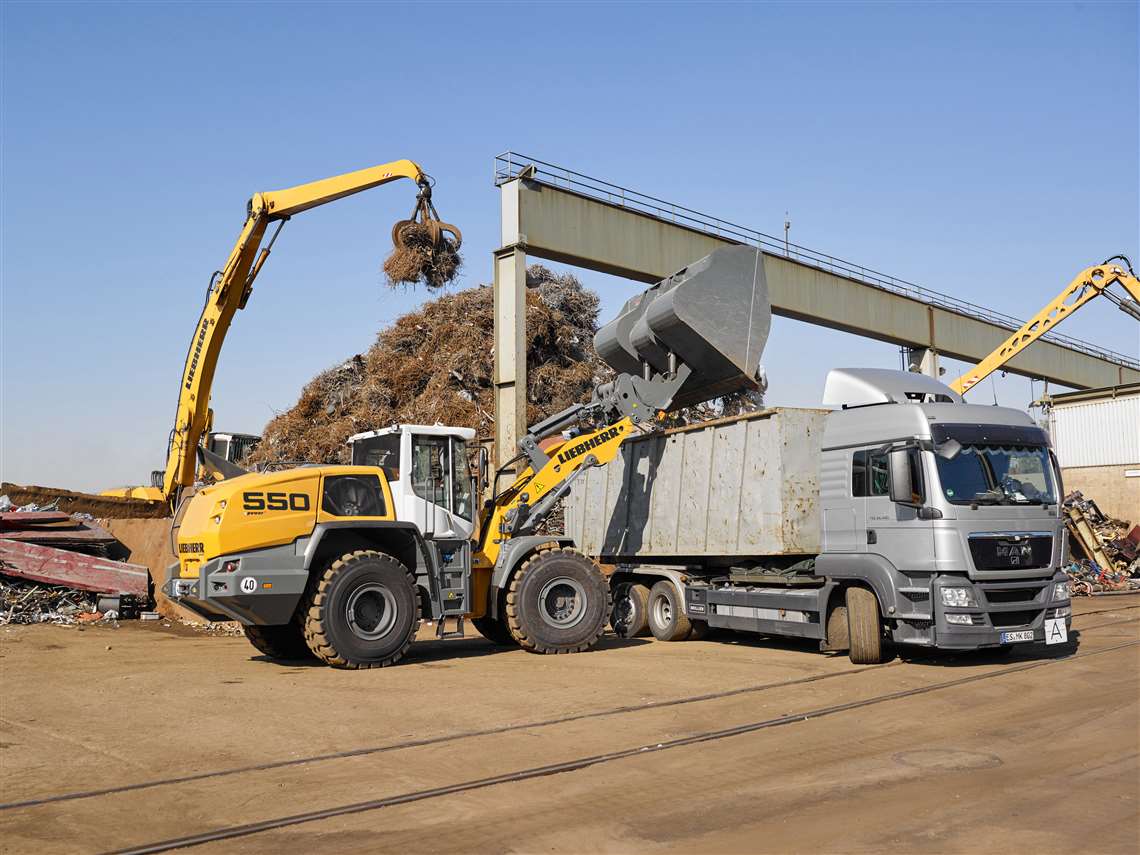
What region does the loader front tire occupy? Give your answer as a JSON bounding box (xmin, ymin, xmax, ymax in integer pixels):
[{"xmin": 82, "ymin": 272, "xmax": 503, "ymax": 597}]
[
  {"xmin": 846, "ymin": 586, "xmax": 884, "ymax": 665},
  {"xmin": 243, "ymin": 622, "xmax": 314, "ymax": 661},
  {"xmin": 302, "ymin": 550, "xmax": 420, "ymax": 669},
  {"xmin": 505, "ymin": 548, "xmax": 609, "ymax": 654}
]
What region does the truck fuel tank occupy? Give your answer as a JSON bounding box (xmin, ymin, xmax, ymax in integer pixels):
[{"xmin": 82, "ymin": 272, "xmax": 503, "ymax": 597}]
[{"xmin": 594, "ymin": 245, "xmax": 772, "ymax": 409}]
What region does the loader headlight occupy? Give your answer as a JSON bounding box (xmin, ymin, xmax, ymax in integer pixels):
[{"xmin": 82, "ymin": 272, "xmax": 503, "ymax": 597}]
[
  {"xmin": 1052, "ymin": 582, "xmax": 1070, "ymax": 602},
  {"xmin": 213, "ymin": 515, "xmax": 222, "ymax": 525},
  {"xmin": 940, "ymin": 587, "xmax": 977, "ymax": 608}
]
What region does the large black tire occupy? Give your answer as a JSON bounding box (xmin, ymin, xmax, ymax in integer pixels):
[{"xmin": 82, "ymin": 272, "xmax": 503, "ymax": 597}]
[
  {"xmin": 302, "ymin": 550, "xmax": 421, "ymax": 669},
  {"xmin": 647, "ymin": 580, "xmax": 692, "ymax": 641},
  {"xmin": 688, "ymin": 619, "xmax": 711, "ymax": 640},
  {"xmin": 243, "ymin": 622, "xmax": 314, "ymax": 660},
  {"xmin": 846, "ymin": 587, "xmax": 883, "ymax": 664},
  {"xmin": 505, "ymin": 547, "xmax": 610, "ymax": 654},
  {"xmin": 610, "ymin": 582, "xmax": 651, "ymax": 638},
  {"xmin": 472, "ymin": 615, "xmax": 518, "ymax": 646}
]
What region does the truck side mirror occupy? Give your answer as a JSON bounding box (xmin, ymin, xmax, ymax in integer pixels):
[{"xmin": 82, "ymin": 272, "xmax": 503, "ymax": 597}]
[{"xmin": 888, "ymin": 448, "xmax": 919, "ymax": 506}]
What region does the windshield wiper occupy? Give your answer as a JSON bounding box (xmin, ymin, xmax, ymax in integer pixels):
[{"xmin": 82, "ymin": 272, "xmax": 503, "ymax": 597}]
[{"xmin": 971, "ymin": 490, "xmax": 1005, "ymax": 507}]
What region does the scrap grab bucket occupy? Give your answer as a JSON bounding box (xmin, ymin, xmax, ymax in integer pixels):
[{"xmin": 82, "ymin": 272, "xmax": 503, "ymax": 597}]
[{"xmin": 594, "ymin": 245, "xmax": 772, "ymax": 410}]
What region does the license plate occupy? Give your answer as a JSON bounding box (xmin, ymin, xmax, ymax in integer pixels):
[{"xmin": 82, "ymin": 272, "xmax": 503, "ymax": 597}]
[
  {"xmin": 1044, "ymin": 618, "xmax": 1068, "ymax": 645},
  {"xmin": 1000, "ymin": 630, "xmax": 1035, "ymax": 644}
]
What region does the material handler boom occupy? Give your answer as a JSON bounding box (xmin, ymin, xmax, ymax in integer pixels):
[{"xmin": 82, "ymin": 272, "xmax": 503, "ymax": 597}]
[
  {"xmin": 106, "ymin": 160, "xmax": 460, "ymax": 506},
  {"xmin": 950, "ymin": 256, "xmax": 1140, "ymax": 395}
]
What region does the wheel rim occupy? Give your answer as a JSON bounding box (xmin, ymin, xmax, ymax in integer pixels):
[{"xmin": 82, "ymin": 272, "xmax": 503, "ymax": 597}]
[
  {"xmin": 652, "ymin": 592, "xmax": 672, "ymax": 628},
  {"xmin": 613, "ymin": 585, "xmax": 634, "ymax": 632},
  {"xmin": 537, "ymin": 576, "xmax": 587, "ymax": 629},
  {"xmin": 346, "ymin": 583, "xmax": 398, "ymax": 641}
]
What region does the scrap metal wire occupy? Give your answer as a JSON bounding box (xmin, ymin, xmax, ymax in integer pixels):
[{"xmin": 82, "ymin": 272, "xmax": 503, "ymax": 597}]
[{"xmin": 0, "ymin": 577, "xmax": 101, "ymax": 625}]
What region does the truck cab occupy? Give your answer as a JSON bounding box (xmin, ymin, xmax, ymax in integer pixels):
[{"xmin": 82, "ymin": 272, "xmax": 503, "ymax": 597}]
[{"xmin": 816, "ymin": 368, "xmax": 1071, "ymax": 652}]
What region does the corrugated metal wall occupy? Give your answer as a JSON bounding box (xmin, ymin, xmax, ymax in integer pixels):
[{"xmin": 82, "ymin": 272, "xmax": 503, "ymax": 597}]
[{"xmin": 1049, "ymin": 393, "xmax": 1140, "ymax": 467}]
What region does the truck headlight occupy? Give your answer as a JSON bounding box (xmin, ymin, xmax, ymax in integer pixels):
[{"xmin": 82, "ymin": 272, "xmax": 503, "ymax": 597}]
[
  {"xmin": 940, "ymin": 587, "xmax": 977, "ymax": 607},
  {"xmin": 1052, "ymin": 582, "xmax": 1069, "ymax": 602}
]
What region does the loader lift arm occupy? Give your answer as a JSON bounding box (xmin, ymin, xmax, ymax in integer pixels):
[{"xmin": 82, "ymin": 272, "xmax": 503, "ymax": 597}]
[
  {"xmin": 949, "ymin": 257, "xmax": 1140, "ymax": 395},
  {"xmin": 160, "ymin": 159, "xmax": 459, "ymax": 507},
  {"xmin": 476, "ymin": 244, "xmax": 773, "ymax": 569}
]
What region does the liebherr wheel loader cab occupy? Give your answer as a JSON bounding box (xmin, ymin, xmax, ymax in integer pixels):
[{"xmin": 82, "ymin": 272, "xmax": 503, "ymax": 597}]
[{"xmin": 167, "ymin": 245, "xmax": 773, "ymax": 668}]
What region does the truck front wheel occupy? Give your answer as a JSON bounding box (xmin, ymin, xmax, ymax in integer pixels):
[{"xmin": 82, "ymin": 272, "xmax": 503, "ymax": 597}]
[
  {"xmin": 648, "ymin": 580, "xmax": 692, "ymax": 641},
  {"xmin": 846, "ymin": 587, "xmax": 884, "ymax": 664},
  {"xmin": 302, "ymin": 550, "xmax": 421, "ymax": 669},
  {"xmin": 505, "ymin": 547, "xmax": 609, "ymax": 654}
]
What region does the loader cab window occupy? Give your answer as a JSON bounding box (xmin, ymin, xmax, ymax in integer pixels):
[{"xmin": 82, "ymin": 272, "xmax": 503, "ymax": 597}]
[
  {"xmin": 351, "ymin": 434, "xmax": 401, "ymax": 481},
  {"xmin": 411, "ymin": 435, "xmax": 472, "ymax": 522},
  {"xmin": 452, "ymin": 438, "xmax": 472, "ymax": 521}
]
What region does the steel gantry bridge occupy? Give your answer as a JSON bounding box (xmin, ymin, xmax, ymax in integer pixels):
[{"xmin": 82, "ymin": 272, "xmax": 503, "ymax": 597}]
[{"xmin": 489, "ymin": 152, "xmax": 1140, "ymax": 465}]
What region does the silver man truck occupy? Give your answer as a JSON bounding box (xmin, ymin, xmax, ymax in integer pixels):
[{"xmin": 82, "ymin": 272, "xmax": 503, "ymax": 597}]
[{"xmin": 567, "ymin": 367, "xmax": 1073, "ymax": 664}]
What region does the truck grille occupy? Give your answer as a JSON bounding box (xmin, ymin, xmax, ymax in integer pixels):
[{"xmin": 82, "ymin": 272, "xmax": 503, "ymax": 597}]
[
  {"xmin": 968, "ymin": 534, "xmax": 1052, "ymax": 571},
  {"xmin": 989, "ymin": 610, "xmax": 1041, "ymax": 628},
  {"xmin": 984, "ymin": 587, "xmax": 1041, "ymax": 604}
]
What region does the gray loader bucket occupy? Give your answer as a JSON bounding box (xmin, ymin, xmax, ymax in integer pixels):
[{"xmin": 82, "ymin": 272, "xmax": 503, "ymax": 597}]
[{"xmin": 595, "ymin": 245, "xmax": 771, "ymax": 409}]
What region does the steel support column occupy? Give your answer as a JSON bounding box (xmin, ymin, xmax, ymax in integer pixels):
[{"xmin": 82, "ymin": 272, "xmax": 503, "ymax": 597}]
[{"xmin": 493, "ymin": 245, "xmax": 527, "ymax": 469}]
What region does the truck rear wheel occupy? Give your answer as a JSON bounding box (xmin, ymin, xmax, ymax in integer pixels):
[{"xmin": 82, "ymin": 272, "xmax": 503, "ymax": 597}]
[
  {"xmin": 648, "ymin": 580, "xmax": 692, "ymax": 641},
  {"xmin": 610, "ymin": 582, "xmax": 651, "ymax": 638},
  {"xmin": 505, "ymin": 547, "xmax": 609, "ymax": 654},
  {"xmin": 243, "ymin": 623, "xmax": 314, "ymax": 660},
  {"xmin": 302, "ymin": 550, "xmax": 420, "ymax": 669},
  {"xmin": 846, "ymin": 587, "xmax": 883, "ymax": 664}
]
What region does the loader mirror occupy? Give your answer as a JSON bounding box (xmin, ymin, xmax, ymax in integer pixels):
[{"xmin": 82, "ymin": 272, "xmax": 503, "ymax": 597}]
[
  {"xmin": 888, "ymin": 448, "xmax": 923, "ymax": 506},
  {"xmin": 476, "ymin": 446, "xmax": 490, "ymax": 496}
]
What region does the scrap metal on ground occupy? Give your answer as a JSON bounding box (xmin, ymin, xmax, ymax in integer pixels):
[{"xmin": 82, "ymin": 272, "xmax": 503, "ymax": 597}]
[
  {"xmin": 0, "ymin": 499, "xmax": 151, "ymax": 623},
  {"xmin": 1063, "ymin": 490, "xmax": 1140, "ymax": 594}
]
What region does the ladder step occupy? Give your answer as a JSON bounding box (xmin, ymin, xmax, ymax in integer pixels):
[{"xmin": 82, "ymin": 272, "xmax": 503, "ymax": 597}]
[{"xmin": 435, "ymin": 615, "xmax": 466, "ymax": 640}]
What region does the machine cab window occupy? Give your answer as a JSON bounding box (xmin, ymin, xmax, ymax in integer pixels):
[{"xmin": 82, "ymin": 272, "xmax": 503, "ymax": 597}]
[{"xmin": 411, "ymin": 434, "xmax": 472, "ymax": 521}]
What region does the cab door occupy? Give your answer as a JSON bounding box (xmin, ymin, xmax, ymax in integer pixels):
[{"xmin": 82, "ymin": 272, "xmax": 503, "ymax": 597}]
[
  {"xmin": 863, "ymin": 448, "xmax": 935, "ymax": 574},
  {"xmin": 409, "ymin": 435, "xmax": 474, "ymax": 540}
]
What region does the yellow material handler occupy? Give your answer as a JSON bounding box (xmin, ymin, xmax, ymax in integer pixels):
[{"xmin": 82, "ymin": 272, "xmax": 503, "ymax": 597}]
[{"xmin": 104, "ymin": 159, "xmax": 460, "ymax": 505}]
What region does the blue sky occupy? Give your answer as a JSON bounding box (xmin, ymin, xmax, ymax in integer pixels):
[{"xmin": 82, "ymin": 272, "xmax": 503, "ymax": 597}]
[{"xmin": 2, "ymin": 1, "xmax": 1137, "ymax": 492}]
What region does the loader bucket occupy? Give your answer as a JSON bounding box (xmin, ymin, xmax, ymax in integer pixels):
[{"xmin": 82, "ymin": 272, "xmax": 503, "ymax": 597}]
[{"xmin": 595, "ymin": 245, "xmax": 771, "ymax": 409}]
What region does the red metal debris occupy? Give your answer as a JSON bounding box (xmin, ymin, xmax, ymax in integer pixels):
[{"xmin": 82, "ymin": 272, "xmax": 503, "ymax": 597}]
[{"xmin": 0, "ymin": 539, "xmax": 148, "ymax": 597}]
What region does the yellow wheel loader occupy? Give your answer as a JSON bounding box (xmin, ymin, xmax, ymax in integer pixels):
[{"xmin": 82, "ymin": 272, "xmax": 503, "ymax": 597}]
[{"xmin": 167, "ymin": 246, "xmax": 774, "ymax": 667}]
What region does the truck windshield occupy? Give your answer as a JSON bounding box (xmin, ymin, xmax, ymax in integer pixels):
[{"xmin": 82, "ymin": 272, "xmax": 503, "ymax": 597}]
[{"xmin": 935, "ymin": 444, "xmax": 1057, "ymax": 506}]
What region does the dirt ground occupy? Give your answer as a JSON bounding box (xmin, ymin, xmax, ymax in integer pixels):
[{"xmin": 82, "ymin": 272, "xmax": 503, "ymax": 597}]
[{"xmin": 1, "ymin": 596, "xmax": 1137, "ymax": 855}]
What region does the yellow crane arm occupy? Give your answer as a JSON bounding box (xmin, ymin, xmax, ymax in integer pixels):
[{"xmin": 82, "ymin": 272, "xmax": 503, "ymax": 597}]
[
  {"xmin": 161, "ymin": 159, "xmax": 429, "ymax": 504},
  {"xmin": 949, "ymin": 259, "xmax": 1140, "ymax": 395}
]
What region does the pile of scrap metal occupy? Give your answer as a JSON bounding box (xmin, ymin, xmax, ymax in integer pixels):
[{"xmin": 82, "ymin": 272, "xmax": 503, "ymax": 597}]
[
  {"xmin": 1062, "ymin": 491, "xmax": 1140, "ymax": 595},
  {"xmin": 0, "ymin": 499, "xmax": 150, "ymax": 625}
]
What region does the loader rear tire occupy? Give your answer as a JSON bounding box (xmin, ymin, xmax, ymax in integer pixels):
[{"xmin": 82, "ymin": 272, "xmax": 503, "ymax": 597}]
[
  {"xmin": 243, "ymin": 623, "xmax": 314, "ymax": 661},
  {"xmin": 302, "ymin": 550, "xmax": 420, "ymax": 669},
  {"xmin": 846, "ymin": 587, "xmax": 884, "ymax": 665},
  {"xmin": 610, "ymin": 582, "xmax": 651, "ymax": 638},
  {"xmin": 505, "ymin": 548, "xmax": 609, "ymax": 654},
  {"xmin": 648, "ymin": 580, "xmax": 692, "ymax": 641}
]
